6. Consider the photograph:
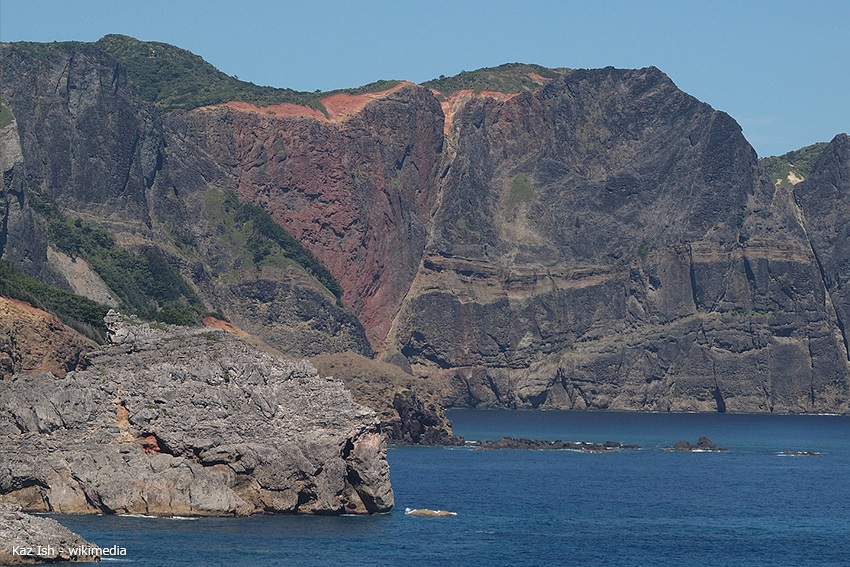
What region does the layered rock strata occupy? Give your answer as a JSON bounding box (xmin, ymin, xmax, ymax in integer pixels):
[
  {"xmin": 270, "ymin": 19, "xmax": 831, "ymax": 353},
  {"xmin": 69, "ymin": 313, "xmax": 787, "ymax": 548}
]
[
  {"xmin": 1, "ymin": 40, "xmax": 849, "ymax": 414},
  {"xmin": 0, "ymin": 311, "xmax": 393, "ymax": 516}
]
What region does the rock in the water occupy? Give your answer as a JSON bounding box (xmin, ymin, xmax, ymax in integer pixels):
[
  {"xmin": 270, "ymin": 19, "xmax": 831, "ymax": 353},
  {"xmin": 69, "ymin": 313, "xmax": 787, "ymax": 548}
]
[
  {"xmin": 0, "ymin": 504, "xmax": 98, "ymax": 564},
  {"xmin": 664, "ymin": 436, "xmax": 727, "ymax": 452},
  {"xmin": 0, "ymin": 311, "xmax": 393, "ymax": 516},
  {"xmin": 404, "ymin": 507, "xmax": 457, "ymax": 517},
  {"xmin": 470, "ymin": 437, "xmax": 639, "ymax": 452}
]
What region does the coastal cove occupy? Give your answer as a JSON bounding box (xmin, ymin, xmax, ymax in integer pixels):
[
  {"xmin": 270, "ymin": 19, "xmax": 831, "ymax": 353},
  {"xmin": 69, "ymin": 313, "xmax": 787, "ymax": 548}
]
[{"xmin": 51, "ymin": 410, "xmax": 850, "ymax": 566}]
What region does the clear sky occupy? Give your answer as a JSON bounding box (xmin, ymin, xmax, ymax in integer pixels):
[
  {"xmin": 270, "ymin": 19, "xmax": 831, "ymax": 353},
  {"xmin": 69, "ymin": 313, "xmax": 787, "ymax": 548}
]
[{"xmin": 1, "ymin": 0, "xmax": 848, "ymax": 157}]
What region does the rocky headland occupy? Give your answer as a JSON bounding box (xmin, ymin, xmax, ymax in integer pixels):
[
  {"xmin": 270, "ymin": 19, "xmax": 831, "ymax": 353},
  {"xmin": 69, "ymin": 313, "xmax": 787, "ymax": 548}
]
[{"xmin": 0, "ymin": 311, "xmax": 393, "ymax": 516}]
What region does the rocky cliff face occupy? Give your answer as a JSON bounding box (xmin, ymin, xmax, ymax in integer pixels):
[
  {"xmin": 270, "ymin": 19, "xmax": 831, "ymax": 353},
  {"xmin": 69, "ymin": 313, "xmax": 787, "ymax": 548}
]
[
  {"xmin": 0, "ymin": 312, "xmax": 393, "ymax": 516},
  {"xmin": 167, "ymin": 83, "xmax": 444, "ymax": 351},
  {"xmin": 1, "ymin": 39, "xmax": 848, "ymax": 415},
  {"xmin": 385, "ymin": 68, "xmax": 850, "ymax": 413},
  {"xmin": 794, "ymin": 134, "xmax": 850, "ymax": 362},
  {"xmin": 0, "ymin": 42, "xmax": 370, "ymax": 358}
]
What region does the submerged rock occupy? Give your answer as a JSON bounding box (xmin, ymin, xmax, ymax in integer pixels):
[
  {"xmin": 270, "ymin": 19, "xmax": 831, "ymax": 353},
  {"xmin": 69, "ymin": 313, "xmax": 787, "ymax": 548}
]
[
  {"xmin": 0, "ymin": 311, "xmax": 393, "ymax": 516},
  {"xmin": 0, "ymin": 504, "xmax": 98, "ymax": 564},
  {"xmin": 782, "ymin": 450, "xmax": 820, "ymax": 457}
]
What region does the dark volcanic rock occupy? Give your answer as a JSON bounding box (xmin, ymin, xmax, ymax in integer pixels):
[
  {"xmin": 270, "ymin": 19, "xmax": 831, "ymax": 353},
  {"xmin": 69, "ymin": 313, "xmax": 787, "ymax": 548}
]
[
  {"xmin": 664, "ymin": 436, "xmax": 727, "ymax": 452},
  {"xmin": 0, "ymin": 42, "xmax": 371, "ymax": 359},
  {"xmin": 471, "ymin": 437, "xmax": 639, "ymax": 452},
  {"xmin": 0, "ymin": 312, "xmax": 393, "ymax": 516},
  {"xmin": 389, "ymin": 69, "xmax": 850, "ymax": 414}
]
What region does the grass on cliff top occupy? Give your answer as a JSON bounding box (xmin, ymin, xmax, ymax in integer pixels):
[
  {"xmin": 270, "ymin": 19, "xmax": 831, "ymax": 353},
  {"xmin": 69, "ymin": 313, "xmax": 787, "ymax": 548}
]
[
  {"xmin": 30, "ymin": 193, "xmax": 206, "ymax": 326},
  {"xmin": 760, "ymin": 142, "xmax": 829, "ymax": 190},
  {"xmin": 423, "ymin": 63, "xmax": 567, "ymax": 96},
  {"xmin": 94, "ymin": 34, "xmax": 398, "ymax": 111},
  {"xmin": 0, "ymin": 259, "xmax": 109, "ymax": 342}
]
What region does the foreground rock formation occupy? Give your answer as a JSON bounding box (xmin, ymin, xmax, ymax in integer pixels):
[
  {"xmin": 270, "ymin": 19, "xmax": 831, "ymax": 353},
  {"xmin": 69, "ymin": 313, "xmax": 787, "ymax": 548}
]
[
  {"xmin": 0, "ymin": 312, "xmax": 393, "ymax": 516},
  {"xmin": 0, "ymin": 504, "xmax": 98, "ymax": 564}
]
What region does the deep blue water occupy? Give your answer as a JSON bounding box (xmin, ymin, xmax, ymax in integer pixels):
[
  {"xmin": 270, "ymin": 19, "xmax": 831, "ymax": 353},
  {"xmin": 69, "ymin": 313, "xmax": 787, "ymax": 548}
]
[{"xmin": 52, "ymin": 411, "xmax": 850, "ymax": 566}]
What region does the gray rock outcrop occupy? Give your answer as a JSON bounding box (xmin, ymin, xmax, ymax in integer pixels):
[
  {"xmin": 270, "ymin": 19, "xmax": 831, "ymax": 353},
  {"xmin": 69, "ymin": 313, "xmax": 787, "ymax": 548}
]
[
  {"xmin": 0, "ymin": 504, "xmax": 98, "ymax": 564},
  {"xmin": 0, "ymin": 311, "xmax": 393, "ymax": 516}
]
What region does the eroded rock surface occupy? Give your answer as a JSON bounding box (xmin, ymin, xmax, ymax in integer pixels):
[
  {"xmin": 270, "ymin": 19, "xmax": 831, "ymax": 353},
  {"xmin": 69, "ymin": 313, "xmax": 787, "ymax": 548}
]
[
  {"xmin": 0, "ymin": 504, "xmax": 98, "ymax": 564},
  {"xmin": 0, "ymin": 311, "xmax": 393, "ymax": 516}
]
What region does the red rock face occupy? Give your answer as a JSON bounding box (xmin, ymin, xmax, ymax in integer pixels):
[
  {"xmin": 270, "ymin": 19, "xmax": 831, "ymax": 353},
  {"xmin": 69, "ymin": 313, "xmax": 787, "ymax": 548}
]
[
  {"xmin": 0, "ymin": 296, "xmax": 91, "ymax": 379},
  {"xmin": 186, "ymin": 85, "xmax": 445, "ymax": 351}
]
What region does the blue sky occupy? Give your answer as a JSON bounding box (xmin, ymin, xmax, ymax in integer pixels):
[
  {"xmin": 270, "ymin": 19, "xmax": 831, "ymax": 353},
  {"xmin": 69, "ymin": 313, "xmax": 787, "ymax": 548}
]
[{"xmin": 1, "ymin": 0, "xmax": 848, "ymax": 157}]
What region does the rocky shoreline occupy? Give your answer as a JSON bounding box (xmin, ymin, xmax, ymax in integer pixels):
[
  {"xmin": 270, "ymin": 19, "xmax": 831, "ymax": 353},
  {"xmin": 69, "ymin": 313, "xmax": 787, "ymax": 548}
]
[{"xmin": 0, "ymin": 312, "xmax": 393, "ymax": 517}]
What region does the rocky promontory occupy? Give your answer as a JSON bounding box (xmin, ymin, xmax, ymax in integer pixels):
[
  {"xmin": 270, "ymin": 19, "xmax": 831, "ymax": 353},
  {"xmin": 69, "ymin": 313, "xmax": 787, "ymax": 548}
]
[
  {"xmin": 0, "ymin": 311, "xmax": 393, "ymax": 516},
  {"xmin": 0, "ymin": 504, "xmax": 98, "ymax": 564}
]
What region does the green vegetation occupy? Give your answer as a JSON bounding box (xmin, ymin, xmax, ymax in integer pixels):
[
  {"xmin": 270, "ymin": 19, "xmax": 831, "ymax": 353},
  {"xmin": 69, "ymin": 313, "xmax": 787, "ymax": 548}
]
[
  {"xmin": 760, "ymin": 142, "xmax": 828, "ymax": 190},
  {"xmin": 505, "ymin": 174, "xmax": 534, "ymax": 207},
  {"xmin": 221, "ymin": 193, "xmax": 344, "ymax": 301},
  {"xmin": 0, "ymin": 94, "xmax": 13, "ymax": 129},
  {"xmin": 95, "ymin": 34, "xmax": 398, "ymax": 111},
  {"xmin": 31, "ymin": 193, "xmax": 205, "ymax": 326},
  {"xmin": 0, "ymin": 259, "xmax": 110, "ymax": 342},
  {"xmin": 423, "ymin": 63, "xmax": 567, "ymax": 96}
]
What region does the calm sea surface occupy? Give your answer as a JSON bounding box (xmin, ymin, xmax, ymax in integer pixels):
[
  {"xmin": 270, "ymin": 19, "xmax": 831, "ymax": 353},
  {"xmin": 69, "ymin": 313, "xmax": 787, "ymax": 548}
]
[{"xmin": 53, "ymin": 410, "xmax": 850, "ymax": 566}]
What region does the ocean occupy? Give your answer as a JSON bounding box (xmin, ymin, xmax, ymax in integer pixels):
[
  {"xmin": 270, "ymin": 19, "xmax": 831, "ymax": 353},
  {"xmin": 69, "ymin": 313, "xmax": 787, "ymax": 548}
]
[{"xmin": 51, "ymin": 410, "xmax": 850, "ymax": 566}]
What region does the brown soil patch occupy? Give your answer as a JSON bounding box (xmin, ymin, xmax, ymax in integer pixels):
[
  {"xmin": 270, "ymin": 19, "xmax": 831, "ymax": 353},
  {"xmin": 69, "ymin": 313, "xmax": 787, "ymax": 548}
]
[
  {"xmin": 319, "ymin": 81, "xmax": 413, "ymax": 121},
  {"xmin": 197, "ymin": 81, "xmax": 414, "ymax": 123},
  {"xmin": 527, "ymin": 72, "xmax": 552, "ymax": 85},
  {"xmin": 203, "ymin": 316, "xmax": 252, "ymax": 340}
]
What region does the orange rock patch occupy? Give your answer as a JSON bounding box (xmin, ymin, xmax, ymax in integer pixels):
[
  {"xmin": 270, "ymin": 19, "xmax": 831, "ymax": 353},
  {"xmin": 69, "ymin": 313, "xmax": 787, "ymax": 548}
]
[
  {"xmin": 203, "ymin": 316, "xmax": 252, "ymax": 340},
  {"xmin": 198, "ymin": 81, "xmax": 413, "ymax": 123},
  {"xmin": 320, "ymin": 81, "xmax": 413, "ymax": 121},
  {"xmin": 0, "ymin": 296, "xmax": 90, "ymax": 379}
]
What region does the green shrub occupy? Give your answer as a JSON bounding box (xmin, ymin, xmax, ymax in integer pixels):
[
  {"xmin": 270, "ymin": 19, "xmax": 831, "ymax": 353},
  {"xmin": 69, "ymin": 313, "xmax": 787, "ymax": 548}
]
[
  {"xmin": 424, "ymin": 63, "xmax": 564, "ymax": 94},
  {"xmin": 222, "ymin": 193, "xmax": 344, "ymax": 301},
  {"xmin": 0, "ymin": 259, "xmax": 110, "ymax": 342},
  {"xmin": 506, "ymin": 174, "xmax": 534, "ymax": 207},
  {"xmin": 0, "ymin": 95, "xmax": 13, "ymax": 129},
  {"xmin": 95, "ymin": 34, "xmax": 398, "ymax": 112},
  {"xmin": 43, "ymin": 208, "xmax": 204, "ymax": 325}
]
